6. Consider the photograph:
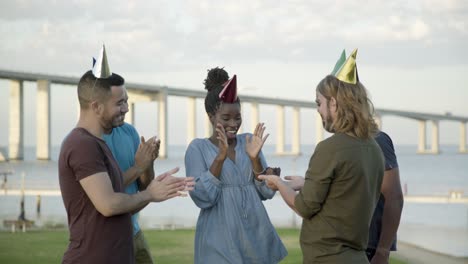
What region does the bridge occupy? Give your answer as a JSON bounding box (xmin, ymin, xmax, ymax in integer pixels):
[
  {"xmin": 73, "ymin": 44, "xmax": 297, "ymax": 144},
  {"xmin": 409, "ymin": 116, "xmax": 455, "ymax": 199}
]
[{"xmin": 1, "ymin": 69, "xmax": 467, "ymax": 160}]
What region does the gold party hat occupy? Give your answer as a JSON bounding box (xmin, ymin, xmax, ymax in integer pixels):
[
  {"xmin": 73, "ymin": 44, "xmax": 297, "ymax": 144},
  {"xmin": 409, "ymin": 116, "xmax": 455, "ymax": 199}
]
[
  {"xmin": 333, "ymin": 48, "xmax": 359, "ymax": 84},
  {"xmin": 92, "ymin": 44, "xmax": 112, "ymax": 79}
]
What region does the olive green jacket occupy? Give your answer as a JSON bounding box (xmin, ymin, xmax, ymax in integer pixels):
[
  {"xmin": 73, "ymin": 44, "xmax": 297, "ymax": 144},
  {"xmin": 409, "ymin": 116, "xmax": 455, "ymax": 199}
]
[{"xmin": 295, "ymin": 133, "xmax": 384, "ymax": 263}]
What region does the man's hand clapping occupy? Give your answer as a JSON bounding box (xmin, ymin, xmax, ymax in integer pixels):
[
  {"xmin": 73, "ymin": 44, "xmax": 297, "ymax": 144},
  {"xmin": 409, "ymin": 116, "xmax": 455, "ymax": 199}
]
[{"xmin": 146, "ymin": 167, "xmax": 195, "ymax": 202}]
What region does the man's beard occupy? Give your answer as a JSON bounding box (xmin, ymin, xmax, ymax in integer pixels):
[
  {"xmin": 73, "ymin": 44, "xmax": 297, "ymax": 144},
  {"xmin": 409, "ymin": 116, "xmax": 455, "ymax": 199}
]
[
  {"xmin": 112, "ymin": 114, "xmax": 125, "ymax": 127},
  {"xmin": 102, "ymin": 114, "xmax": 125, "ymax": 133},
  {"xmin": 322, "ymin": 107, "xmax": 335, "ymax": 133}
]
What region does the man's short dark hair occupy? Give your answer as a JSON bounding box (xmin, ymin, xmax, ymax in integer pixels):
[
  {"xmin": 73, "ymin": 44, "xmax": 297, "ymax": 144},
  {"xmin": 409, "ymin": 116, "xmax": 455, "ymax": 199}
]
[{"xmin": 77, "ymin": 70, "xmax": 125, "ymax": 109}]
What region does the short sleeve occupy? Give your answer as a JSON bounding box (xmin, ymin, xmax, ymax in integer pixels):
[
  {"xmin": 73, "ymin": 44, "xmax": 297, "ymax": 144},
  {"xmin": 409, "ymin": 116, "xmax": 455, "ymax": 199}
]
[
  {"xmin": 128, "ymin": 125, "xmax": 141, "ymax": 155},
  {"xmin": 68, "ymin": 137, "xmax": 108, "ymax": 181},
  {"xmin": 375, "ymin": 132, "xmax": 398, "ymax": 170}
]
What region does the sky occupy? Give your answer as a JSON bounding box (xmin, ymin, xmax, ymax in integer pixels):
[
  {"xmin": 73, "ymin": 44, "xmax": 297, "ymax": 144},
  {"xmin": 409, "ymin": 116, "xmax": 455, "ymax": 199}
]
[{"xmin": 0, "ymin": 0, "xmax": 467, "ymax": 149}]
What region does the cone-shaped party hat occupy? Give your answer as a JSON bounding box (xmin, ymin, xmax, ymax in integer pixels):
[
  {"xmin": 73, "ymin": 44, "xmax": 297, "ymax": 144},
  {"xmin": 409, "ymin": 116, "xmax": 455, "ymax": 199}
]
[
  {"xmin": 333, "ymin": 48, "xmax": 359, "ymax": 84},
  {"xmin": 92, "ymin": 44, "xmax": 112, "ymax": 79},
  {"xmin": 219, "ymin": 74, "xmax": 238, "ymax": 103},
  {"xmin": 331, "ymin": 49, "xmax": 346, "ymax": 76}
]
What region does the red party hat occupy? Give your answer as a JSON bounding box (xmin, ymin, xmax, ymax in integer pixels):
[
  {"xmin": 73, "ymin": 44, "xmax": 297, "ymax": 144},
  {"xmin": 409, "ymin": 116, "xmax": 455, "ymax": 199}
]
[{"xmin": 219, "ymin": 74, "xmax": 238, "ymax": 103}]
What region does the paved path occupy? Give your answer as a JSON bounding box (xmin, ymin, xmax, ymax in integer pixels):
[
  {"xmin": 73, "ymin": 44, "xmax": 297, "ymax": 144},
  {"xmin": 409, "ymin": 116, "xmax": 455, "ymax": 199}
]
[
  {"xmin": 392, "ymin": 242, "xmax": 468, "ymax": 264},
  {"xmin": 397, "ymin": 224, "xmax": 468, "ymax": 257}
]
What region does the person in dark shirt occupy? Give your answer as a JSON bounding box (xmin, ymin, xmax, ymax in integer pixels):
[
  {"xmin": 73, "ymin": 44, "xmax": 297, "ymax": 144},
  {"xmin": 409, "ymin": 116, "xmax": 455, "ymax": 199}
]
[
  {"xmin": 58, "ymin": 45, "xmax": 194, "ymax": 263},
  {"xmin": 366, "ymin": 131, "xmax": 404, "ymax": 263}
]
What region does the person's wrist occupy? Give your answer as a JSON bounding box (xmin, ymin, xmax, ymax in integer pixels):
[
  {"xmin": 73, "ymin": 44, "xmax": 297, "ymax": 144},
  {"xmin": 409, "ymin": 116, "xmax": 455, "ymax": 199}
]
[
  {"xmin": 215, "ymin": 154, "xmax": 226, "ymax": 162},
  {"xmin": 375, "ymin": 247, "xmax": 390, "ymax": 257},
  {"xmin": 140, "ymin": 189, "xmax": 152, "ymax": 202},
  {"xmin": 274, "ymin": 177, "xmax": 283, "ymax": 185},
  {"xmin": 249, "ymin": 155, "xmax": 259, "ymax": 162},
  {"xmin": 134, "ymin": 164, "xmax": 145, "ymax": 174},
  {"xmin": 252, "ymin": 166, "xmax": 266, "ymax": 175}
]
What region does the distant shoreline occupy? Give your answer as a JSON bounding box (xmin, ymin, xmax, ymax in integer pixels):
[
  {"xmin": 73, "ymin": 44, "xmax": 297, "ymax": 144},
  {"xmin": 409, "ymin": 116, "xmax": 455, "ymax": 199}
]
[{"xmin": 2, "ymin": 189, "xmax": 467, "ymax": 204}]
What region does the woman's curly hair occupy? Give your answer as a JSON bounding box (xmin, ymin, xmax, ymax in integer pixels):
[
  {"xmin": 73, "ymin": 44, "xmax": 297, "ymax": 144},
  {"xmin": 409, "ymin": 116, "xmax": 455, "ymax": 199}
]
[{"xmin": 203, "ymin": 67, "xmax": 240, "ymax": 116}]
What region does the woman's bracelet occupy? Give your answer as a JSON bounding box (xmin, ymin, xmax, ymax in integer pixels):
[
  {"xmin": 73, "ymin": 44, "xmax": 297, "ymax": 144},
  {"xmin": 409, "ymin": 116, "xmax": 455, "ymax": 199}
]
[
  {"xmin": 253, "ymin": 167, "xmax": 282, "ymax": 176},
  {"xmin": 252, "ymin": 167, "xmax": 267, "ymax": 175}
]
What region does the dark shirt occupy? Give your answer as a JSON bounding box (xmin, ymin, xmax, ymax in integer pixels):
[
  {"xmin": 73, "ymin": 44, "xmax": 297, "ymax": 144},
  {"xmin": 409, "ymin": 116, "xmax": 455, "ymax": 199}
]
[
  {"xmin": 368, "ymin": 131, "xmax": 399, "ymax": 250},
  {"xmin": 59, "ymin": 128, "xmax": 133, "ymax": 264}
]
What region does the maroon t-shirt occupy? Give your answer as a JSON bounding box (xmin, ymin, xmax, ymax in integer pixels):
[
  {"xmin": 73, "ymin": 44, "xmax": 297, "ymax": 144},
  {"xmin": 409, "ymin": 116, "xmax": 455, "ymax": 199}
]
[{"xmin": 58, "ymin": 128, "xmax": 133, "ymax": 264}]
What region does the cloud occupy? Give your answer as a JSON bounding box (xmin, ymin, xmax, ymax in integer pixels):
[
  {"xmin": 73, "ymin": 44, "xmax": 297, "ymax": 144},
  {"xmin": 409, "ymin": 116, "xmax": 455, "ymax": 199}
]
[
  {"xmin": 0, "ymin": 0, "xmax": 467, "ymax": 74},
  {"xmin": 0, "ymin": 0, "xmax": 467, "ymax": 148}
]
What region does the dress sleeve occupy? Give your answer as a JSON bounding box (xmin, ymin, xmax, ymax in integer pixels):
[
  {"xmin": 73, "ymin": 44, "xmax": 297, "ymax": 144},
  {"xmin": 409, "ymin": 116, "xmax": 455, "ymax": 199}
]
[
  {"xmin": 294, "ymin": 142, "xmax": 335, "ymax": 219},
  {"xmin": 185, "ymin": 140, "xmax": 222, "ymax": 209},
  {"xmin": 253, "ymin": 150, "xmax": 276, "ymax": 200}
]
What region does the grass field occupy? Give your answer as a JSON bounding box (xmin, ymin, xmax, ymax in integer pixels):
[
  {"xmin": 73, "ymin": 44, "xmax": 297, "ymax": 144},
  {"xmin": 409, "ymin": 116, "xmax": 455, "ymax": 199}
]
[{"xmin": 0, "ymin": 228, "xmax": 406, "ymax": 263}]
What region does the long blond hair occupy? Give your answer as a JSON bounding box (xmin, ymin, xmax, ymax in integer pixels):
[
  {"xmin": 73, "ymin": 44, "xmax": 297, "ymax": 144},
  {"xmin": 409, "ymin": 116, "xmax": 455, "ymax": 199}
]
[{"xmin": 317, "ymin": 75, "xmax": 378, "ymax": 139}]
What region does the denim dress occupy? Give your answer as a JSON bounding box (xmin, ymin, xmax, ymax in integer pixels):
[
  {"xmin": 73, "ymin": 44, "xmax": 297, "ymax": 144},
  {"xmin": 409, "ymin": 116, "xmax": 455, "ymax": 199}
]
[{"xmin": 185, "ymin": 134, "xmax": 287, "ymax": 264}]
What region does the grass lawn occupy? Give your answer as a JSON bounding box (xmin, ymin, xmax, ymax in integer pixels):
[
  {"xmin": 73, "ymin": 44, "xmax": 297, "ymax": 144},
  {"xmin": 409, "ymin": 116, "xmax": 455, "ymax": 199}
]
[{"xmin": 0, "ymin": 228, "xmax": 407, "ymax": 263}]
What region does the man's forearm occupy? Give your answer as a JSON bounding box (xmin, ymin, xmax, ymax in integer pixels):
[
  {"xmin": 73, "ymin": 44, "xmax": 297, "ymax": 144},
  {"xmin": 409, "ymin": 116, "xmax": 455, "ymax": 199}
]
[
  {"xmin": 138, "ymin": 166, "xmax": 155, "ymax": 190},
  {"xmin": 123, "ymin": 165, "xmax": 144, "ymax": 186},
  {"xmin": 377, "ymin": 197, "xmax": 404, "ymax": 251},
  {"xmin": 276, "ymin": 180, "xmax": 301, "ymax": 215},
  {"xmin": 131, "ymin": 201, "xmax": 150, "ymax": 215},
  {"xmin": 103, "ymin": 190, "xmax": 152, "ymax": 217}
]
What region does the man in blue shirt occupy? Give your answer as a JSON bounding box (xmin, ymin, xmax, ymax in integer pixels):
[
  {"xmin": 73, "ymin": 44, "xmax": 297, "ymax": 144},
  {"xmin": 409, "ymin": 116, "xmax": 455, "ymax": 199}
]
[
  {"xmin": 366, "ymin": 131, "xmax": 404, "ymax": 264},
  {"xmin": 104, "ymin": 122, "xmax": 159, "ymax": 264}
]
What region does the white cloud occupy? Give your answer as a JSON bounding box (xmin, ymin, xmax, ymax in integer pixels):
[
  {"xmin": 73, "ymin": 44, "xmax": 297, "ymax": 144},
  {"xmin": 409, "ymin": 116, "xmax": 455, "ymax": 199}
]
[
  {"xmin": 0, "ymin": 0, "xmax": 467, "ymax": 72},
  {"xmin": 410, "ymin": 19, "xmax": 430, "ymax": 39},
  {"xmin": 0, "ymin": 0, "xmax": 467, "ymax": 147},
  {"xmin": 422, "ymin": 0, "xmax": 467, "ymax": 12}
]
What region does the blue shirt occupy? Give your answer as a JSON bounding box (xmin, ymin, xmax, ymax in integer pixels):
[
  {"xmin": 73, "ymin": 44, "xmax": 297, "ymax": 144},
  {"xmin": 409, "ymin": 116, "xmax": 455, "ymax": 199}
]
[
  {"xmin": 103, "ymin": 123, "xmax": 141, "ymax": 236},
  {"xmin": 368, "ymin": 131, "xmax": 399, "ymax": 250},
  {"xmin": 185, "ymin": 134, "xmax": 288, "ymax": 264}
]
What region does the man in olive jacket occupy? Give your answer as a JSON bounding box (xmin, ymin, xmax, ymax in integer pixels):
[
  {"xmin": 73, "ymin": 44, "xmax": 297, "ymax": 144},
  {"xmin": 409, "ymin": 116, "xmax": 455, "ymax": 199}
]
[{"xmin": 260, "ymin": 49, "xmax": 384, "ymax": 263}]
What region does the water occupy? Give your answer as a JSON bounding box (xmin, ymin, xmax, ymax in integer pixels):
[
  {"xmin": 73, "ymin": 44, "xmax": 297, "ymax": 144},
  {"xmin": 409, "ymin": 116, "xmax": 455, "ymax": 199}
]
[{"xmin": 0, "ymin": 144, "xmax": 467, "ymax": 256}]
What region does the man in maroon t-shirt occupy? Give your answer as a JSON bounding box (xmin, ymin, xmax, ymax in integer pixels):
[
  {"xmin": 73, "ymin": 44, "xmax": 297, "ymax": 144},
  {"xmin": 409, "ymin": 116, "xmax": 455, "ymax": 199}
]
[{"xmin": 59, "ymin": 64, "xmax": 194, "ymax": 263}]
